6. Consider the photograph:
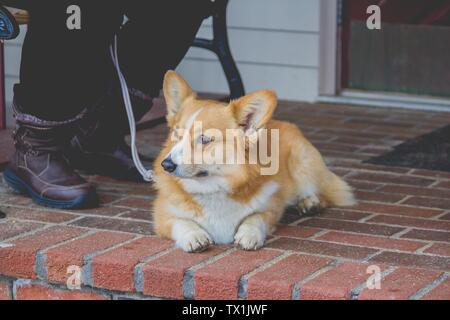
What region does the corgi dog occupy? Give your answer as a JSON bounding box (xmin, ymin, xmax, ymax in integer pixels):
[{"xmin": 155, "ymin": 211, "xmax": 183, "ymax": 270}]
[{"xmin": 153, "ymin": 71, "xmax": 356, "ymax": 253}]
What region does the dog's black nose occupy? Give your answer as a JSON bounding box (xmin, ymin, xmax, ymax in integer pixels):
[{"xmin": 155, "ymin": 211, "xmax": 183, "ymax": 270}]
[{"xmin": 161, "ymin": 157, "xmax": 177, "ymax": 173}]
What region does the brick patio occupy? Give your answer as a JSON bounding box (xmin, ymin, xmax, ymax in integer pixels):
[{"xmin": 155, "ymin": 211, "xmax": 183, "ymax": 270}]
[{"xmin": 0, "ymin": 99, "xmax": 450, "ymax": 300}]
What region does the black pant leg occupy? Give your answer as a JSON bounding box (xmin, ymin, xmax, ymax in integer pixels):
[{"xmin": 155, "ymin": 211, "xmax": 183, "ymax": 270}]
[
  {"xmin": 118, "ymin": 0, "xmax": 212, "ymax": 96},
  {"xmin": 16, "ymin": 1, "xmax": 123, "ymax": 121}
]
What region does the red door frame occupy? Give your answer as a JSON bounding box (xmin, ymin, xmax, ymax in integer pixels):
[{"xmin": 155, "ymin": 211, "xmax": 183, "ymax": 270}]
[{"xmin": 0, "ymin": 41, "xmax": 5, "ymax": 130}]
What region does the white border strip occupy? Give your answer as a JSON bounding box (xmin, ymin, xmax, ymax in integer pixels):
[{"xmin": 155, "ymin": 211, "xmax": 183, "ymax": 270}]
[
  {"xmin": 318, "ymin": 90, "xmax": 450, "ymax": 113},
  {"xmin": 318, "ymin": 0, "xmax": 339, "ymax": 96}
]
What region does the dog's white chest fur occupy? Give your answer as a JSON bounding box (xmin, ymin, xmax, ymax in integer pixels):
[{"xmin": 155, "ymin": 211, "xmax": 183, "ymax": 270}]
[
  {"xmin": 194, "ymin": 193, "xmax": 252, "ymax": 244},
  {"xmin": 170, "ymin": 180, "xmax": 279, "ymax": 244}
]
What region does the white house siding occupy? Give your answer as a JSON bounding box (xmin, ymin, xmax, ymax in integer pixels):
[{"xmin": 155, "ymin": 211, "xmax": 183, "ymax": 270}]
[
  {"xmin": 4, "ymin": 25, "xmax": 26, "ymax": 127},
  {"xmin": 4, "ymin": 0, "xmax": 322, "ymax": 126},
  {"xmin": 177, "ymin": 0, "xmax": 321, "ymax": 101}
]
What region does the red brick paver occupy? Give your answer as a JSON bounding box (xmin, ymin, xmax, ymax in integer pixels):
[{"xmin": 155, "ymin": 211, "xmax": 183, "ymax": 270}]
[
  {"xmin": 45, "ymin": 231, "xmax": 135, "ymax": 283},
  {"xmin": 370, "ymin": 252, "xmax": 450, "ymax": 271},
  {"xmin": 247, "ymin": 254, "xmax": 331, "ymax": 300},
  {"xmin": 15, "ymin": 283, "xmax": 108, "ymax": 300},
  {"xmin": 272, "ymin": 225, "xmax": 322, "ymax": 238},
  {"xmin": 424, "ymin": 243, "xmax": 450, "ymax": 257},
  {"xmin": 0, "ymin": 220, "xmax": 44, "ymax": 241},
  {"xmin": 299, "ymin": 218, "xmax": 403, "ymax": 236},
  {"xmin": 141, "ymin": 246, "xmax": 227, "ymax": 299},
  {"xmin": 0, "ymin": 226, "xmax": 86, "ymax": 279},
  {"xmin": 369, "ymin": 215, "xmax": 450, "ymax": 231},
  {"xmin": 358, "ymin": 268, "xmax": 442, "ymax": 300},
  {"xmin": 421, "ymin": 278, "xmax": 450, "ymax": 300},
  {"xmin": 349, "ymin": 202, "xmax": 444, "ymax": 218},
  {"xmin": 268, "ymin": 237, "xmax": 378, "ymax": 260},
  {"xmin": 401, "ymin": 229, "xmax": 450, "ymax": 242},
  {"xmin": 1, "ymin": 207, "xmax": 76, "ymax": 223},
  {"xmin": 0, "ymin": 281, "xmax": 11, "ymax": 300},
  {"xmin": 90, "ymin": 236, "xmax": 172, "ymax": 292},
  {"xmin": 316, "ymin": 231, "xmax": 426, "ymax": 252},
  {"xmin": 195, "ymin": 249, "xmax": 281, "ymax": 300},
  {"xmin": 301, "ymin": 263, "xmax": 378, "ymax": 300}
]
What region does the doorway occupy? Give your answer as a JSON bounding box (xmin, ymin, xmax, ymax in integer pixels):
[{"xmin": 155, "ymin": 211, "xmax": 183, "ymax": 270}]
[{"xmin": 341, "ymin": 0, "xmax": 450, "ymax": 99}]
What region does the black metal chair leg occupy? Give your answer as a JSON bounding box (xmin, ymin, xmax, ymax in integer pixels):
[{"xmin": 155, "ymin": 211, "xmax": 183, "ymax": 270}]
[
  {"xmin": 192, "ymin": 0, "xmax": 245, "ymax": 99},
  {"xmin": 212, "ymin": 2, "xmax": 245, "ymax": 99}
]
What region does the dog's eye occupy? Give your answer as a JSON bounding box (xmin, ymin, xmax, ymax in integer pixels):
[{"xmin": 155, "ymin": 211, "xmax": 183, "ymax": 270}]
[{"xmin": 199, "ymin": 135, "xmax": 213, "ymax": 145}]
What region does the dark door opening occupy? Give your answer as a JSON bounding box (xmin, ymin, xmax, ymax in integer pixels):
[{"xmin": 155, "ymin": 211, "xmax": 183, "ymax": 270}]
[{"xmin": 341, "ymin": 0, "xmax": 450, "ymax": 99}]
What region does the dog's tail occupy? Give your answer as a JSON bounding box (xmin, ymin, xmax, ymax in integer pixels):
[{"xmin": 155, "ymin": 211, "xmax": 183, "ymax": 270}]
[{"xmin": 321, "ymin": 171, "xmax": 356, "ymax": 207}]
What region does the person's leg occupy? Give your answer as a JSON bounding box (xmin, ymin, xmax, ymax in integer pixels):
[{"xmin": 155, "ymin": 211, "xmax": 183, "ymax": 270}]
[
  {"xmin": 5, "ymin": 1, "xmax": 123, "ymax": 208},
  {"xmin": 17, "ymin": 0, "xmax": 122, "ymax": 120},
  {"xmin": 65, "ymin": 1, "xmax": 212, "ymax": 181},
  {"xmin": 119, "ymin": 0, "xmax": 212, "ymax": 99}
]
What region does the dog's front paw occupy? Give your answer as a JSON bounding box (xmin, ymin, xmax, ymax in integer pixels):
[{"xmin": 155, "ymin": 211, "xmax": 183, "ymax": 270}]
[
  {"xmin": 176, "ymin": 228, "xmax": 214, "ymax": 253},
  {"xmin": 234, "ymin": 223, "xmax": 266, "ymax": 251}
]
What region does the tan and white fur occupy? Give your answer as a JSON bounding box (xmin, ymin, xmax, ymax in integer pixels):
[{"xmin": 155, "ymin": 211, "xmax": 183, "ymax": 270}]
[{"xmin": 153, "ymin": 71, "xmax": 356, "ymax": 253}]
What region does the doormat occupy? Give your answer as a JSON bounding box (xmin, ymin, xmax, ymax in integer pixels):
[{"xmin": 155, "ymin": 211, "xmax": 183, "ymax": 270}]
[{"xmin": 365, "ymin": 124, "xmax": 450, "ymax": 172}]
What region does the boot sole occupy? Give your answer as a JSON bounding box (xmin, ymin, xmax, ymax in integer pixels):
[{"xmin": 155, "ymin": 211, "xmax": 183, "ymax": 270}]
[{"xmin": 3, "ymin": 168, "xmax": 98, "ymax": 209}]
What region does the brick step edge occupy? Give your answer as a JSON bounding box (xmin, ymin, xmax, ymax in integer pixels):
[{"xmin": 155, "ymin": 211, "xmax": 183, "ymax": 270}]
[
  {"xmin": 1, "ymin": 273, "xmax": 449, "ymax": 300},
  {"xmin": 1, "ymin": 228, "xmax": 449, "ymax": 300}
]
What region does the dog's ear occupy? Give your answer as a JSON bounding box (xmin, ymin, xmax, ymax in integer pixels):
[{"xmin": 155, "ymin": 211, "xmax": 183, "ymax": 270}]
[
  {"xmin": 163, "ymin": 71, "xmax": 196, "ymax": 125},
  {"xmin": 232, "ymin": 90, "xmax": 277, "ymax": 134}
]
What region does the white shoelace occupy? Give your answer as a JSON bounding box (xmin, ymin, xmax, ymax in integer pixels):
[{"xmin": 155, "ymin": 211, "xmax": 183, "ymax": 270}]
[{"xmin": 110, "ymin": 35, "xmax": 154, "ymax": 182}]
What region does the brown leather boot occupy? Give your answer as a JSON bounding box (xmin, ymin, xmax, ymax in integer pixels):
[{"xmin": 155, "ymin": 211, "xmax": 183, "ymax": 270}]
[
  {"xmin": 3, "ymin": 100, "xmax": 98, "ymax": 209},
  {"xmin": 64, "ymin": 86, "xmax": 154, "ymax": 182}
]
